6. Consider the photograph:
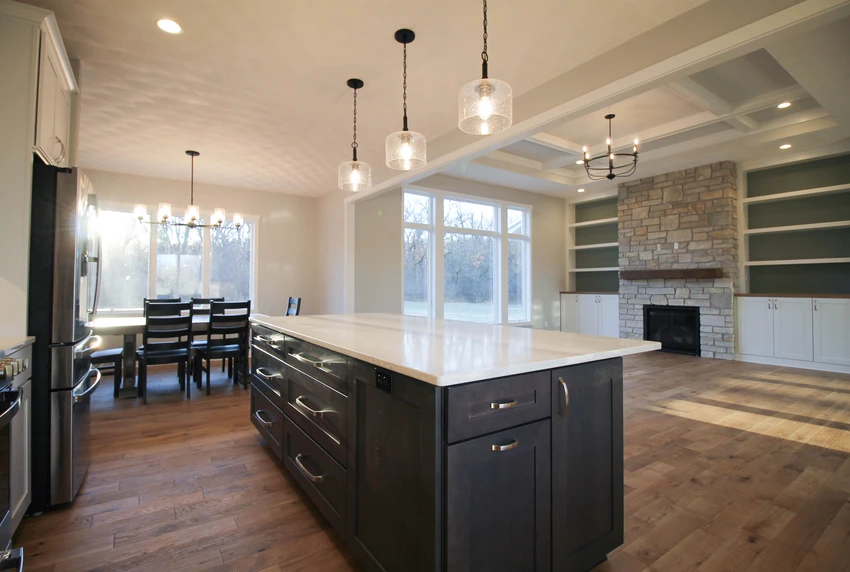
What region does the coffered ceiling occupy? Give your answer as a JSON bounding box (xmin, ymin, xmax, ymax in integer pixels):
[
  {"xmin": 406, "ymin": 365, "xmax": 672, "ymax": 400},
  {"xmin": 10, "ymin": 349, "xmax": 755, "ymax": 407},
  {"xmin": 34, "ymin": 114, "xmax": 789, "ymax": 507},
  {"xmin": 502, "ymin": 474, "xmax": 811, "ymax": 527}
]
[{"xmin": 20, "ymin": 0, "xmax": 712, "ymax": 196}]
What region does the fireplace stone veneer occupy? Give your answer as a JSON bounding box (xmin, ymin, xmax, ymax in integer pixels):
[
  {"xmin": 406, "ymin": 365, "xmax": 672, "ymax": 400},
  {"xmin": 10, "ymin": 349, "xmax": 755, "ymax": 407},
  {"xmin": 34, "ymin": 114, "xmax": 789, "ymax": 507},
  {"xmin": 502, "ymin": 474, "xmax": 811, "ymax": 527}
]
[{"xmin": 617, "ymin": 162, "xmax": 738, "ymax": 359}]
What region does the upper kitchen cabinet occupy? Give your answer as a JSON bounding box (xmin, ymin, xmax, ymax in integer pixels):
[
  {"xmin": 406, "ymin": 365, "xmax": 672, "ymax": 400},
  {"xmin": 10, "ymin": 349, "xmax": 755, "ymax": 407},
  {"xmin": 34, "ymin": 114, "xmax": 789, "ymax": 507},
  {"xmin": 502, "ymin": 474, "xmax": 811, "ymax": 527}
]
[{"xmin": 33, "ymin": 9, "xmax": 77, "ymax": 168}]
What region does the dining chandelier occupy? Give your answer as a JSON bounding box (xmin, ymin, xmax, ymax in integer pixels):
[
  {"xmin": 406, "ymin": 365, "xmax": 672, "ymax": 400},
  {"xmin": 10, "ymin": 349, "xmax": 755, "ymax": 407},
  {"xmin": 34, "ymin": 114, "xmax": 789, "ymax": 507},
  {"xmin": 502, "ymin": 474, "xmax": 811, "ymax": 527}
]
[
  {"xmin": 338, "ymin": 79, "xmax": 371, "ymax": 192},
  {"xmin": 385, "ymin": 29, "xmax": 426, "ymax": 171},
  {"xmin": 134, "ymin": 150, "xmax": 243, "ymax": 229},
  {"xmin": 582, "ymin": 114, "xmax": 639, "ymax": 181},
  {"xmin": 458, "ymin": 0, "xmax": 512, "ymax": 135}
]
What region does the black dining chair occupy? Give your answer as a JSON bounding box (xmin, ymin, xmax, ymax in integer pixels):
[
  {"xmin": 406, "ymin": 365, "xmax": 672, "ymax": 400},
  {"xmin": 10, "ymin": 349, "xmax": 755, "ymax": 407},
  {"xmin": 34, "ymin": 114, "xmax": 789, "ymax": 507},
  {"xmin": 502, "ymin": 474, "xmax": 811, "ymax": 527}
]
[
  {"xmin": 190, "ymin": 297, "xmax": 228, "ymax": 373},
  {"xmin": 143, "ymin": 297, "xmax": 181, "ymax": 317},
  {"xmin": 286, "ymin": 297, "xmax": 302, "ymax": 316},
  {"xmin": 192, "ymin": 300, "xmax": 251, "ymax": 395},
  {"xmin": 137, "ymin": 302, "xmax": 194, "ymax": 403}
]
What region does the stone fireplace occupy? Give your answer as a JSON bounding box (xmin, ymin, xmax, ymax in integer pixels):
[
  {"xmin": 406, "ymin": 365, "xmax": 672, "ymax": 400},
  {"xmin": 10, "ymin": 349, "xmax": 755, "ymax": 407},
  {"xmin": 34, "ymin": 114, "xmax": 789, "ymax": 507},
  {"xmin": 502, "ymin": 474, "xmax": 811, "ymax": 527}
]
[{"xmin": 618, "ymin": 162, "xmax": 738, "ymax": 359}]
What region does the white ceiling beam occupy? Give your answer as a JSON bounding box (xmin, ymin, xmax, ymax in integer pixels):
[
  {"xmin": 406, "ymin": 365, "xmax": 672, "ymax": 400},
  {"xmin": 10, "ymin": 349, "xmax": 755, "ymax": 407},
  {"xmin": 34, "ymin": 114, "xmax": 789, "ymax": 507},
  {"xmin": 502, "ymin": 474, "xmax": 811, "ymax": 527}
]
[
  {"xmin": 726, "ymin": 115, "xmax": 760, "ymax": 132},
  {"xmin": 667, "ymin": 78, "xmax": 731, "ymax": 115},
  {"xmin": 526, "ymin": 133, "xmax": 585, "ymax": 156},
  {"xmin": 730, "ymin": 84, "xmax": 808, "ymax": 115},
  {"xmin": 471, "ymin": 152, "xmax": 577, "ymax": 187}
]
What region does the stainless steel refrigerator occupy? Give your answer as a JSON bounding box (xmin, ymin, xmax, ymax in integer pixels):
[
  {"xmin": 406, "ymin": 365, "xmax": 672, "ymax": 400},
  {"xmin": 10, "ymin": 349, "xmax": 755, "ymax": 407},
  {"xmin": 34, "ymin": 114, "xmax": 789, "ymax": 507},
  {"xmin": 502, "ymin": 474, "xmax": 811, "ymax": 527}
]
[{"xmin": 28, "ymin": 156, "xmax": 102, "ymax": 511}]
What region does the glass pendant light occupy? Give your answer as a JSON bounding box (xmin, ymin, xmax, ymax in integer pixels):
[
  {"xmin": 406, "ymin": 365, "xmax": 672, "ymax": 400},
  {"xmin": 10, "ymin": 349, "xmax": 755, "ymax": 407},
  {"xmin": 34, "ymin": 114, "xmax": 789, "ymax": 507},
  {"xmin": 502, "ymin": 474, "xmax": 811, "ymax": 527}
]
[
  {"xmin": 386, "ymin": 29, "xmax": 426, "ymax": 171},
  {"xmin": 458, "ymin": 0, "xmax": 512, "ymax": 135},
  {"xmin": 338, "ymin": 79, "xmax": 372, "ymax": 192}
]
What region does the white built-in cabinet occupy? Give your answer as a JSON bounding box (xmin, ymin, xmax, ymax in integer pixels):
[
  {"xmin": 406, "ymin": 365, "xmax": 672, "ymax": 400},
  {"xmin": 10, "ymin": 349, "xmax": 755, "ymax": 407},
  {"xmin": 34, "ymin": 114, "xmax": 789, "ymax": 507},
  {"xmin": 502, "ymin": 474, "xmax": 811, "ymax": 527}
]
[
  {"xmin": 34, "ymin": 15, "xmax": 73, "ymax": 167},
  {"xmin": 560, "ymin": 293, "xmax": 619, "ymax": 338},
  {"xmin": 737, "ymin": 296, "xmax": 850, "ymax": 371}
]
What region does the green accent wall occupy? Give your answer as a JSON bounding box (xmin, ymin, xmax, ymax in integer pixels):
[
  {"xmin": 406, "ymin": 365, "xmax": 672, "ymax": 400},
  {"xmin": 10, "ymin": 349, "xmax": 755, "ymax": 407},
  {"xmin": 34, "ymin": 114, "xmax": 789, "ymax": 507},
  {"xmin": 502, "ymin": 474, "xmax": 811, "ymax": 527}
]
[
  {"xmin": 748, "ymin": 192, "xmax": 850, "ymax": 228},
  {"xmin": 747, "ymin": 153, "xmax": 850, "ymax": 197},
  {"xmin": 574, "ymin": 198, "xmax": 617, "ymax": 223},
  {"xmin": 749, "ymin": 264, "xmax": 850, "ymax": 295},
  {"xmin": 749, "ymin": 228, "xmax": 850, "ymax": 261},
  {"xmin": 576, "ymin": 271, "xmax": 620, "ymax": 293},
  {"xmin": 575, "ymin": 222, "xmax": 618, "ymax": 246},
  {"xmin": 575, "ymin": 246, "xmax": 618, "ymax": 268}
]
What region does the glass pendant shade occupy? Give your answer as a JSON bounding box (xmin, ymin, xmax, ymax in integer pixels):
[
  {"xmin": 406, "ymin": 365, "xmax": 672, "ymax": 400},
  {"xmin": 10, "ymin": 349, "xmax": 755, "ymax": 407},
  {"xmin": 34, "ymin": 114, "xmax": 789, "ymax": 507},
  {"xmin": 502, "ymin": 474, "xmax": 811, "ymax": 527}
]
[
  {"xmin": 185, "ymin": 204, "xmax": 200, "ymax": 222},
  {"xmin": 134, "ymin": 204, "xmax": 147, "ymax": 220},
  {"xmin": 458, "ymin": 77, "xmax": 512, "ymax": 135},
  {"xmin": 385, "ymin": 130, "xmax": 426, "ymax": 170},
  {"xmin": 338, "ymin": 160, "xmax": 372, "ymax": 192},
  {"xmin": 233, "ymin": 213, "xmax": 244, "ymax": 228},
  {"xmin": 211, "ymin": 208, "xmax": 226, "ymax": 225},
  {"xmin": 158, "ymin": 203, "xmax": 172, "ymax": 222}
]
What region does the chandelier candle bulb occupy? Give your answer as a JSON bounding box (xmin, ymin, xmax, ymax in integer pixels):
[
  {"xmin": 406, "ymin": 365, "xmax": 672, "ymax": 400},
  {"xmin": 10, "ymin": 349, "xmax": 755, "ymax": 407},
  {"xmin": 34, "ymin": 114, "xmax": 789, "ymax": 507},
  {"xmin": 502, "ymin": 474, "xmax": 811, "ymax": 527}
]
[
  {"xmin": 134, "ymin": 204, "xmax": 147, "ymax": 220},
  {"xmin": 158, "ymin": 203, "xmax": 171, "ymax": 222},
  {"xmin": 233, "ymin": 213, "xmax": 244, "ymax": 228},
  {"xmin": 212, "ymin": 208, "xmax": 226, "ymax": 225},
  {"xmin": 185, "ymin": 204, "xmax": 200, "ymax": 223}
]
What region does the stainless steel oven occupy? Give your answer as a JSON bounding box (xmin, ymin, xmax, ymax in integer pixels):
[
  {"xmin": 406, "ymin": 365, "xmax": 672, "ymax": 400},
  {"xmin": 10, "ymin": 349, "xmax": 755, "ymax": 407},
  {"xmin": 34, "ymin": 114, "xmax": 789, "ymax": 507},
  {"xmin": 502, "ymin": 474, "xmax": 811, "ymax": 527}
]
[{"xmin": 0, "ymin": 383, "xmax": 23, "ymax": 571}]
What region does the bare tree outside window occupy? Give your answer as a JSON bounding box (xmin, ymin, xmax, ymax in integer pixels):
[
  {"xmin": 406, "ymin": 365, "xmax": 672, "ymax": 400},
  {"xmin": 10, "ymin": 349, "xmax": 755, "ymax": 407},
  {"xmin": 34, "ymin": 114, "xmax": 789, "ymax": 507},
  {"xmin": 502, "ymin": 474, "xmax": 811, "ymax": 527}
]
[
  {"xmin": 98, "ymin": 210, "xmax": 150, "ymax": 311},
  {"xmin": 210, "ymin": 222, "xmax": 253, "ymax": 300},
  {"xmin": 156, "ymin": 217, "xmax": 204, "ymax": 299}
]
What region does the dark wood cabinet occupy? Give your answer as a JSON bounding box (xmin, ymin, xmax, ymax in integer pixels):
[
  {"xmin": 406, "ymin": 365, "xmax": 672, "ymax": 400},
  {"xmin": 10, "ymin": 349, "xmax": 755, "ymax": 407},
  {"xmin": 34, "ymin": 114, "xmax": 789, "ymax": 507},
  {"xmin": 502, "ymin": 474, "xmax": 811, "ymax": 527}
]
[
  {"xmin": 551, "ymin": 358, "xmax": 624, "ymax": 572},
  {"xmin": 446, "ymin": 419, "xmax": 551, "ymax": 571}
]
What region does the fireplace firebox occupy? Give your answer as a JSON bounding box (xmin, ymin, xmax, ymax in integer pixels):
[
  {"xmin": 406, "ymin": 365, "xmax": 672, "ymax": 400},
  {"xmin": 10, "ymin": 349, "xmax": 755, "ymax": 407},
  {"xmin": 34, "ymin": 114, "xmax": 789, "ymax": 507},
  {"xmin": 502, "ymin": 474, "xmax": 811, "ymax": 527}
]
[{"xmin": 643, "ymin": 305, "xmax": 700, "ymax": 356}]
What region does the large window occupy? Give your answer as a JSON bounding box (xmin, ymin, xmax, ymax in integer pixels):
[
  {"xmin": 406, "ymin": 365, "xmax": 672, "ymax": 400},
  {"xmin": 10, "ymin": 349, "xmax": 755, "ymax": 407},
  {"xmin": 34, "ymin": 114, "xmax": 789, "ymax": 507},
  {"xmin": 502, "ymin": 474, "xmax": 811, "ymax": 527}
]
[
  {"xmin": 403, "ymin": 190, "xmax": 531, "ymax": 324},
  {"xmin": 97, "ymin": 208, "xmax": 256, "ymax": 313}
]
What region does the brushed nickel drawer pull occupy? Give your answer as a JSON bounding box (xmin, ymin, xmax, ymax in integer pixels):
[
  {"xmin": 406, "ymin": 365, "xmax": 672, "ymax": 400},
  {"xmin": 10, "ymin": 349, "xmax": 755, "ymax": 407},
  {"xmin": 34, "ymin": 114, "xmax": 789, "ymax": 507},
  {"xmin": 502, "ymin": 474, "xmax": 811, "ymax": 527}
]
[
  {"xmin": 292, "ymin": 352, "xmax": 327, "ymax": 368},
  {"xmin": 294, "ymin": 453, "xmax": 325, "ymax": 483},
  {"xmin": 255, "ymin": 367, "xmax": 282, "ymax": 380},
  {"xmin": 558, "ymin": 376, "xmax": 569, "ymax": 418},
  {"xmin": 255, "ymin": 335, "xmax": 282, "ymax": 348},
  {"xmin": 295, "ymin": 395, "xmax": 328, "ymax": 418},
  {"xmin": 492, "ymin": 440, "xmax": 519, "ymax": 452},
  {"xmin": 253, "ymin": 410, "xmax": 273, "ymax": 427},
  {"xmin": 490, "ymin": 399, "xmax": 518, "ymax": 410}
]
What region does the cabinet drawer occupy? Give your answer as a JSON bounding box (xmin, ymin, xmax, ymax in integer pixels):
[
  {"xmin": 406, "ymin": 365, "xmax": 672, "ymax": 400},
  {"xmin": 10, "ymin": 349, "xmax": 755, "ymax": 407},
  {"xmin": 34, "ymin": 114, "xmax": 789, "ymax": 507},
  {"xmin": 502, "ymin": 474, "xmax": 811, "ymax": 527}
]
[
  {"xmin": 284, "ymin": 337, "xmax": 348, "ymax": 395},
  {"xmin": 251, "ymin": 344, "xmax": 286, "ymax": 410},
  {"xmin": 447, "ymin": 371, "xmax": 551, "ymax": 443},
  {"xmin": 283, "ymin": 417, "xmax": 346, "ymax": 533},
  {"xmin": 284, "ymin": 364, "xmax": 348, "ymax": 467},
  {"xmin": 250, "ymin": 384, "xmax": 284, "ymax": 459},
  {"xmin": 252, "ymin": 324, "xmax": 286, "ymax": 360}
]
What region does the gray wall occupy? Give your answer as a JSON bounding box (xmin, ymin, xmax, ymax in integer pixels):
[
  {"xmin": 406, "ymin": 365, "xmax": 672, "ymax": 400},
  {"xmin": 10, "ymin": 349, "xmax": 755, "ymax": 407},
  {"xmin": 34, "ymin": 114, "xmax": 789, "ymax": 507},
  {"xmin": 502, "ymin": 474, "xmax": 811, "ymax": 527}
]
[{"xmin": 354, "ymin": 190, "xmax": 403, "ymax": 313}]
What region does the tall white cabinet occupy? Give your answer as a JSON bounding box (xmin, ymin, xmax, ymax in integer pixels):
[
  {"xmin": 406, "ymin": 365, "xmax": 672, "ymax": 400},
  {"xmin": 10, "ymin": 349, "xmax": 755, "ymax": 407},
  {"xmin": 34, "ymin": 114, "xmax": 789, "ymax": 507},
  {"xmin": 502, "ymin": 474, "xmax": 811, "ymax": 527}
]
[
  {"xmin": 560, "ymin": 293, "xmax": 620, "ymax": 338},
  {"xmin": 737, "ymin": 296, "xmax": 850, "ymax": 372}
]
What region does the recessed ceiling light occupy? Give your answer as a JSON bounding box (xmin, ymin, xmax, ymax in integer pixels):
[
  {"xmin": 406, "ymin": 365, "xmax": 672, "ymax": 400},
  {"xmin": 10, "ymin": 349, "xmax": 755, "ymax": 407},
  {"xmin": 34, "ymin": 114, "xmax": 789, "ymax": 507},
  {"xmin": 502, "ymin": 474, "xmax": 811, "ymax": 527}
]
[
  {"xmin": 779, "ymin": 144, "xmax": 792, "ymax": 150},
  {"xmin": 575, "ymin": 160, "xmax": 583, "ymax": 165},
  {"xmin": 777, "ymin": 102, "xmax": 792, "ymax": 109},
  {"xmin": 157, "ymin": 19, "xmax": 182, "ymax": 34},
  {"xmin": 577, "ymin": 188, "xmax": 585, "ymax": 193}
]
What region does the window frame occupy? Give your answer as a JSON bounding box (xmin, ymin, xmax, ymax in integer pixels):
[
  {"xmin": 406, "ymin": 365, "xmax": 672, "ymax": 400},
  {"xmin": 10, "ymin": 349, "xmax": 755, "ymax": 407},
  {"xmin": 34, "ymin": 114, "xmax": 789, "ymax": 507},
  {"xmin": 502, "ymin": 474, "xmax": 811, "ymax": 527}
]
[
  {"xmin": 402, "ymin": 186, "xmax": 532, "ymax": 325},
  {"xmin": 96, "ymin": 201, "xmax": 259, "ymax": 315}
]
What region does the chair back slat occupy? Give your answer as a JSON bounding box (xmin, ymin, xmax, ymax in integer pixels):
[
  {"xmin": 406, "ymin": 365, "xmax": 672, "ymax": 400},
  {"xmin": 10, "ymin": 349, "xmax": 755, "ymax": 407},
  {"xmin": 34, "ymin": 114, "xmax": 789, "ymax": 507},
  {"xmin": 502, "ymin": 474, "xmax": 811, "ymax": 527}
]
[
  {"xmin": 286, "ymin": 297, "xmax": 301, "ymax": 316},
  {"xmin": 143, "ymin": 297, "xmax": 181, "ymax": 317},
  {"xmin": 191, "ymin": 297, "xmax": 225, "ymax": 315},
  {"xmin": 206, "ymin": 301, "xmax": 250, "ymax": 348}
]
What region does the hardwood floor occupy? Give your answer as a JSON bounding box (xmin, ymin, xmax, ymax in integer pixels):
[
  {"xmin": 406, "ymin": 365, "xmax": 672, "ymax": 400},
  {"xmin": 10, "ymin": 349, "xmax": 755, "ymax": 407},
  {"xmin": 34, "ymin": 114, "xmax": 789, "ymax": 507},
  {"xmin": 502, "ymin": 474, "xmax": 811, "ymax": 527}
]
[{"xmin": 14, "ymin": 354, "xmax": 850, "ymax": 571}]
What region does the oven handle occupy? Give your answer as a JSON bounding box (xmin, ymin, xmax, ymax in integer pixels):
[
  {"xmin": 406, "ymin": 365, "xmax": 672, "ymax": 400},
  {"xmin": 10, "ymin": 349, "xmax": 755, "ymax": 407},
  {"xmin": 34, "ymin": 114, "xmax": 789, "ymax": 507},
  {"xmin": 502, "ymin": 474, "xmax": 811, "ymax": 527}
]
[
  {"xmin": 74, "ymin": 368, "xmax": 102, "ymax": 403},
  {"xmin": 0, "ymin": 390, "xmax": 21, "ymax": 429},
  {"xmin": 0, "ymin": 547, "xmax": 23, "ymax": 572}
]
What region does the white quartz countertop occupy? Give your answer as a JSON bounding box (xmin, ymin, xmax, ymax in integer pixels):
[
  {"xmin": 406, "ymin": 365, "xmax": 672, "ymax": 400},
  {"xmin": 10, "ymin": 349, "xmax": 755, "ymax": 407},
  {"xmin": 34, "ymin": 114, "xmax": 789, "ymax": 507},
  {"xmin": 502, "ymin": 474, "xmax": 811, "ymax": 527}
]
[
  {"xmin": 0, "ymin": 336, "xmax": 35, "ymax": 358},
  {"xmin": 250, "ymin": 313, "xmax": 660, "ymax": 386}
]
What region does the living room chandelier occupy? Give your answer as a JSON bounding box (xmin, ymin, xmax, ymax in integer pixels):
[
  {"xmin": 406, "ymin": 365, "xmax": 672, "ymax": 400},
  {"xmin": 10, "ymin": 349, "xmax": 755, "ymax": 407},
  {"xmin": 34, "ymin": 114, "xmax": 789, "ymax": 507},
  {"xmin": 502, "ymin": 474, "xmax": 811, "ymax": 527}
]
[
  {"xmin": 134, "ymin": 150, "xmax": 243, "ymax": 229},
  {"xmin": 582, "ymin": 114, "xmax": 639, "ymax": 181}
]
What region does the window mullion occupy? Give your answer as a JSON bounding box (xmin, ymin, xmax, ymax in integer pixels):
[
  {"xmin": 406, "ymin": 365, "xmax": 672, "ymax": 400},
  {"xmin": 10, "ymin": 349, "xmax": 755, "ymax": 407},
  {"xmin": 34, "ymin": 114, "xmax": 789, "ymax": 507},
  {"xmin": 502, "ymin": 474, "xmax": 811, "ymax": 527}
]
[
  {"xmin": 149, "ymin": 218, "xmax": 157, "ymax": 298},
  {"xmin": 434, "ymin": 194, "xmax": 444, "ymax": 320},
  {"xmin": 500, "ymin": 206, "xmax": 508, "ymax": 325},
  {"xmin": 203, "ymin": 226, "xmax": 211, "ymax": 297}
]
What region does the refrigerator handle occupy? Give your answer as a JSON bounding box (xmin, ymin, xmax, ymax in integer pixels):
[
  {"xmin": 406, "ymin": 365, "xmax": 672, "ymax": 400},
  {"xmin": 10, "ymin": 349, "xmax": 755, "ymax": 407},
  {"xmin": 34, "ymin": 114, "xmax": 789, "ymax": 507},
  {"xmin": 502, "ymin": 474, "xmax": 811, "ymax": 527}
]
[{"xmin": 88, "ymin": 193, "xmax": 102, "ymax": 318}]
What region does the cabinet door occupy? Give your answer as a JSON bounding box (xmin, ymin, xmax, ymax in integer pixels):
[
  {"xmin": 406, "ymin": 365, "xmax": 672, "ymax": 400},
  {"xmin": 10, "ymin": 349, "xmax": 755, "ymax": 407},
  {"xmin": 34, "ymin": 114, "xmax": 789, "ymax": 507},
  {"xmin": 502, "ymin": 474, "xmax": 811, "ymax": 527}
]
[
  {"xmin": 10, "ymin": 378, "xmax": 31, "ymax": 531},
  {"xmin": 552, "ymin": 359, "xmax": 624, "ymax": 571},
  {"xmin": 53, "ymin": 87, "xmax": 71, "ymax": 167},
  {"xmin": 813, "ymin": 299, "xmax": 850, "ymax": 366},
  {"xmin": 36, "ymin": 39, "xmax": 58, "ymax": 162},
  {"xmin": 577, "ymin": 295, "xmax": 600, "ymax": 336},
  {"xmin": 560, "ymin": 294, "xmax": 578, "ymax": 333},
  {"xmin": 447, "ymin": 419, "xmax": 551, "ymax": 572},
  {"xmin": 599, "ymin": 295, "xmax": 620, "ymax": 338},
  {"xmin": 773, "ymin": 297, "xmax": 814, "ymax": 362},
  {"xmin": 737, "ymin": 297, "xmax": 774, "ymax": 357}
]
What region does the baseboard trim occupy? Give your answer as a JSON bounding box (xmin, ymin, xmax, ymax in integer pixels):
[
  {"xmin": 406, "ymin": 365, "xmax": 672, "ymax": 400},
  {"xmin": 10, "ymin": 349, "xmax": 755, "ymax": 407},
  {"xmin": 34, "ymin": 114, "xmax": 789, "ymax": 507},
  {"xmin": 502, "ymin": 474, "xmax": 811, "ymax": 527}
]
[{"xmin": 735, "ymin": 354, "xmax": 850, "ymax": 374}]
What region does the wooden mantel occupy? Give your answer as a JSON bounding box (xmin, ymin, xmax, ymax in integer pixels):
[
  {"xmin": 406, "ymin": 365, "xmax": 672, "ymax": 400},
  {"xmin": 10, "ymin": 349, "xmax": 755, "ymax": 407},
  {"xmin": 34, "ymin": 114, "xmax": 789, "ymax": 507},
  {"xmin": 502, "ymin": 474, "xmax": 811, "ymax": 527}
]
[{"xmin": 619, "ymin": 268, "xmax": 724, "ymax": 280}]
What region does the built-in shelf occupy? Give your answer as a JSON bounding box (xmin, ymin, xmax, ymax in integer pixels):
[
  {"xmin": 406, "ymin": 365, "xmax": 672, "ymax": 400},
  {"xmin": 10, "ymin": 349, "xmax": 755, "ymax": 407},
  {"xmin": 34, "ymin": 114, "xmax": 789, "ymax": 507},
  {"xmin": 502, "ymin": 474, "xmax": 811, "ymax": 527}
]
[
  {"xmin": 744, "ymin": 220, "xmax": 850, "ymax": 235},
  {"xmin": 745, "ymin": 257, "xmax": 850, "ymax": 266},
  {"xmin": 742, "ymin": 183, "xmax": 850, "ymax": 204},
  {"xmin": 569, "ymin": 242, "xmax": 618, "ymax": 251},
  {"xmin": 571, "ymin": 267, "xmax": 620, "ymax": 273},
  {"xmin": 568, "ymin": 217, "xmax": 618, "ymax": 229}
]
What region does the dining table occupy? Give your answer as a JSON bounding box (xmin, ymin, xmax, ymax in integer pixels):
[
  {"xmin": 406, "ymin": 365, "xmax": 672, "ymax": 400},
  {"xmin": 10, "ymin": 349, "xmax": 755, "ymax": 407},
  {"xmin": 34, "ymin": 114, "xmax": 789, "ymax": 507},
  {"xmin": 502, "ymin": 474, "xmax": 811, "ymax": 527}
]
[{"xmin": 91, "ymin": 315, "xmax": 212, "ymax": 399}]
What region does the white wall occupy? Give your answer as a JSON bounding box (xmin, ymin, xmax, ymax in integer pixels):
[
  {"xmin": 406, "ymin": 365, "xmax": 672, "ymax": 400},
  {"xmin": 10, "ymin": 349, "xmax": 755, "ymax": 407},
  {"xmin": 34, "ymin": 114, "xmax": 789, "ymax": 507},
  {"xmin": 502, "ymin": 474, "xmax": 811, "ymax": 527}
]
[
  {"xmin": 314, "ymin": 191, "xmax": 348, "ymax": 315},
  {"xmin": 352, "ymin": 175, "xmax": 566, "ymax": 329},
  {"xmin": 85, "ymin": 169, "xmax": 318, "ymax": 317}
]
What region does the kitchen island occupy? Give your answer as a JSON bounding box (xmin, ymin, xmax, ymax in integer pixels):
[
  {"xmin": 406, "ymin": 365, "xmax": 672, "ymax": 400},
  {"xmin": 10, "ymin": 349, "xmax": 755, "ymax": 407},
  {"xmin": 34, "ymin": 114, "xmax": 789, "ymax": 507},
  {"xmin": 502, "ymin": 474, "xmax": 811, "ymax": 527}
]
[{"xmin": 248, "ymin": 313, "xmax": 659, "ymax": 572}]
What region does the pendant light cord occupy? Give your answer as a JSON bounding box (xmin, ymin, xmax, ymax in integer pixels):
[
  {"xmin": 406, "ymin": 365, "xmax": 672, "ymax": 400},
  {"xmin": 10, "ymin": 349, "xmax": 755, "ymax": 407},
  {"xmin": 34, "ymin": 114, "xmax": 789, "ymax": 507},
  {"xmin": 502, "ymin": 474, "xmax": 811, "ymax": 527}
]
[
  {"xmin": 481, "ymin": 0, "xmax": 489, "ymax": 79},
  {"xmin": 190, "ymin": 154, "xmax": 194, "ymax": 206},
  {"xmin": 402, "ymin": 42, "xmax": 409, "ymax": 131},
  {"xmin": 352, "ymin": 87, "xmax": 359, "ymax": 161}
]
